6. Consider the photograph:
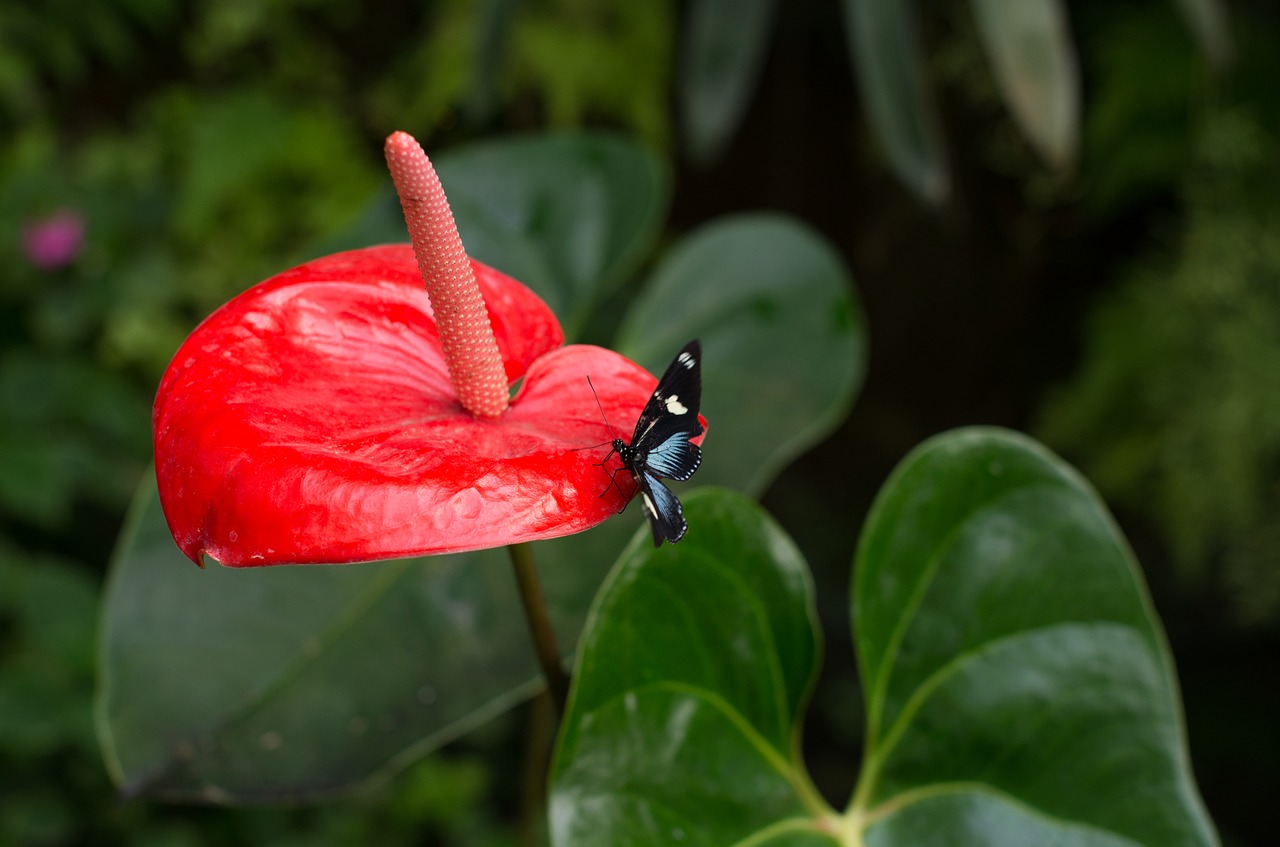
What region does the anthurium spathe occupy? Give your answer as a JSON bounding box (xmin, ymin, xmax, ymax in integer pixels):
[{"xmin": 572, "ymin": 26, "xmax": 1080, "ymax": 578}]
[{"xmin": 153, "ymin": 133, "xmax": 691, "ymax": 567}]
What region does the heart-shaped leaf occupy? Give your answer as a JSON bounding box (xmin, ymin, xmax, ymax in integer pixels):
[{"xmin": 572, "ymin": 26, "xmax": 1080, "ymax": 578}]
[
  {"xmin": 97, "ymin": 477, "xmax": 588, "ymax": 802},
  {"xmin": 616, "ymin": 213, "xmax": 865, "ymax": 495},
  {"xmin": 549, "ymin": 430, "xmax": 1219, "ymax": 846}
]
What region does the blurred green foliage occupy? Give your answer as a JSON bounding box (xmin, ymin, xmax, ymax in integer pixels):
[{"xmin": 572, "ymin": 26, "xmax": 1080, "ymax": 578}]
[
  {"xmin": 1081, "ymin": 6, "xmax": 1204, "ymax": 216},
  {"xmin": 1041, "ymin": 105, "xmax": 1280, "ymax": 624},
  {"xmin": 371, "ymin": 0, "xmax": 674, "ymax": 149}
]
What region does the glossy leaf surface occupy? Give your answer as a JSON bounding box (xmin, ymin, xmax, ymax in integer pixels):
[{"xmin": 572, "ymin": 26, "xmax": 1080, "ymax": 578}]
[
  {"xmin": 549, "ymin": 430, "xmax": 1218, "ymax": 846},
  {"xmin": 852, "ymin": 429, "xmax": 1217, "ymax": 846},
  {"xmin": 97, "ymin": 477, "xmax": 605, "ymax": 802},
  {"xmin": 549, "ymin": 489, "xmax": 836, "ymax": 846},
  {"xmin": 616, "ymin": 214, "xmax": 865, "ymax": 495},
  {"xmin": 842, "ymin": 0, "xmax": 949, "ymax": 203},
  {"xmin": 679, "ymin": 0, "xmax": 778, "ymax": 164},
  {"xmin": 972, "ymin": 0, "xmax": 1080, "ymax": 169}
]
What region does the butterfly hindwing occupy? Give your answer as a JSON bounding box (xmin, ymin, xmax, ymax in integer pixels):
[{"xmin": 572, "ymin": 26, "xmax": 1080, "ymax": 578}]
[
  {"xmin": 634, "ymin": 470, "xmax": 687, "ymax": 546},
  {"xmin": 642, "ymin": 431, "xmax": 701, "ymax": 481}
]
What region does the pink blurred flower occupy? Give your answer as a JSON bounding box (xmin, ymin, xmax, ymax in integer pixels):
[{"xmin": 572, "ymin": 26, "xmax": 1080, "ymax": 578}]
[{"xmin": 21, "ymin": 209, "xmax": 85, "ymax": 270}]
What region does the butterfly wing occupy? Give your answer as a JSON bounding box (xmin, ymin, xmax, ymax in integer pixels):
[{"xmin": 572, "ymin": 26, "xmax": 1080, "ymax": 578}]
[
  {"xmin": 642, "ymin": 431, "xmax": 702, "ymax": 482},
  {"xmin": 634, "ymin": 469, "xmax": 687, "ymax": 546},
  {"xmin": 630, "ymin": 340, "xmax": 703, "ymax": 479}
]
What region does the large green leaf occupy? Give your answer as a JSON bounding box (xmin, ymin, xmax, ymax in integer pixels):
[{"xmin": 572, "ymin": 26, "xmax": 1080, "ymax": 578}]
[
  {"xmin": 95, "ymin": 477, "xmax": 611, "ymax": 802},
  {"xmin": 841, "ymin": 0, "xmax": 949, "ymax": 204},
  {"xmin": 971, "ymin": 0, "xmax": 1080, "ymax": 169},
  {"xmin": 615, "ymin": 214, "xmax": 865, "ymax": 495},
  {"xmin": 678, "ymin": 0, "xmax": 778, "ymax": 164},
  {"xmin": 549, "ymin": 488, "xmax": 835, "ymax": 846},
  {"xmin": 852, "ymin": 428, "xmax": 1218, "ymax": 846},
  {"xmin": 437, "ymin": 134, "xmax": 669, "ymax": 338},
  {"xmin": 549, "ymin": 430, "xmax": 1218, "ymax": 845}
]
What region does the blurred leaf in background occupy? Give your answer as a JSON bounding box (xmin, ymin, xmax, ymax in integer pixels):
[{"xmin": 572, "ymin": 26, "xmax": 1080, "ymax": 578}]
[{"xmin": 678, "ymin": 0, "xmax": 779, "ymax": 165}]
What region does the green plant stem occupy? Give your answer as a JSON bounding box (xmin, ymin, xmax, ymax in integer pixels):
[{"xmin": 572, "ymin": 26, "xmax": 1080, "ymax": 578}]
[{"xmin": 509, "ymin": 542, "xmax": 569, "ymax": 714}]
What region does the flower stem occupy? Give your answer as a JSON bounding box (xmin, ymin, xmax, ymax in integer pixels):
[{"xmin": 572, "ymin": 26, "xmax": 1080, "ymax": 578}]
[{"xmin": 508, "ymin": 542, "xmax": 569, "ymax": 714}]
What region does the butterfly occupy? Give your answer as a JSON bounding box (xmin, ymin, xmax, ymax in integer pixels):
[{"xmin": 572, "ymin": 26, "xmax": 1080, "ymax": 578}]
[{"xmin": 595, "ymin": 340, "xmax": 704, "ymax": 546}]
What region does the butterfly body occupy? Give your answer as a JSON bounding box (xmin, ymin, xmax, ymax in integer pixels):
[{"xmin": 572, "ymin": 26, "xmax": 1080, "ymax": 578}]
[{"xmin": 605, "ymin": 340, "xmax": 703, "ymax": 546}]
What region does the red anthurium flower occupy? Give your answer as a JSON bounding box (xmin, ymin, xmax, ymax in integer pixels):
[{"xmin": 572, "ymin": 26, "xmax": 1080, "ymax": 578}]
[{"xmin": 153, "ymin": 133, "xmax": 704, "ymax": 567}]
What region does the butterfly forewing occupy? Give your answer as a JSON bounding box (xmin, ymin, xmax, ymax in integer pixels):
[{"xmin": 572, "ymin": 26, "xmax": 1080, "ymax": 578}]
[{"xmin": 632, "ymin": 340, "xmax": 703, "ymax": 460}]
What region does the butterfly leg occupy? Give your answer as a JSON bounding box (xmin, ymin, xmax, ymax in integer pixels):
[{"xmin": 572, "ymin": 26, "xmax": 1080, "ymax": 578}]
[{"xmin": 592, "ymin": 447, "xmax": 634, "ymax": 512}]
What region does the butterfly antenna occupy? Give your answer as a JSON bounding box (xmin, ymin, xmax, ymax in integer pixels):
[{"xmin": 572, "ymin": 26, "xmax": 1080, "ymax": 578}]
[
  {"xmin": 587, "ymin": 375, "xmax": 619, "ymax": 440},
  {"xmin": 570, "ymin": 375, "xmax": 620, "ymax": 452}
]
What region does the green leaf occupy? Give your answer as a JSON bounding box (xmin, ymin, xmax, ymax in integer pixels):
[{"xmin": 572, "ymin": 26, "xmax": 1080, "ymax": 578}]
[
  {"xmin": 549, "ymin": 488, "xmax": 836, "ymax": 846},
  {"xmin": 971, "ymin": 0, "xmax": 1080, "ymax": 169},
  {"xmin": 679, "ymin": 0, "xmax": 778, "ymax": 164},
  {"xmin": 95, "ymin": 476, "xmax": 615, "ymax": 802},
  {"xmin": 550, "ymin": 431, "xmax": 1218, "ymax": 845},
  {"xmin": 615, "ymin": 213, "xmax": 866, "ymax": 495},
  {"xmin": 841, "ymin": 0, "xmax": 949, "ymax": 204},
  {"xmin": 852, "ymin": 428, "xmax": 1218, "ymax": 846},
  {"xmin": 1170, "ymin": 0, "xmax": 1232, "ymax": 67},
  {"xmin": 437, "ymin": 134, "xmax": 669, "ymax": 338}
]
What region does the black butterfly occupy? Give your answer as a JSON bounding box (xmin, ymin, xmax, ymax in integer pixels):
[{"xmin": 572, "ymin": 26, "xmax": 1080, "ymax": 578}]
[{"xmin": 597, "ymin": 340, "xmax": 704, "ymax": 546}]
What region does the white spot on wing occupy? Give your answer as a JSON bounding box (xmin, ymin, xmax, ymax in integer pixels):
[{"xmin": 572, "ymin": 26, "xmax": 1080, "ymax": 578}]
[
  {"xmin": 664, "ymin": 394, "xmax": 688, "ymax": 415},
  {"xmin": 677, "ymin": 352, "xmax": 695, "ymax": 369},
  {"xmin": 642, "ymin": 492, "xmax": 657, "ymax": 518}
]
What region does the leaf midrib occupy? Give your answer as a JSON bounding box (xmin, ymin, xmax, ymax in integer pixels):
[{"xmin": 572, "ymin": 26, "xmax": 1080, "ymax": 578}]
[{"xmin": 858, "ymin": 478, "xmax": 1083, "ymax": 805}]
